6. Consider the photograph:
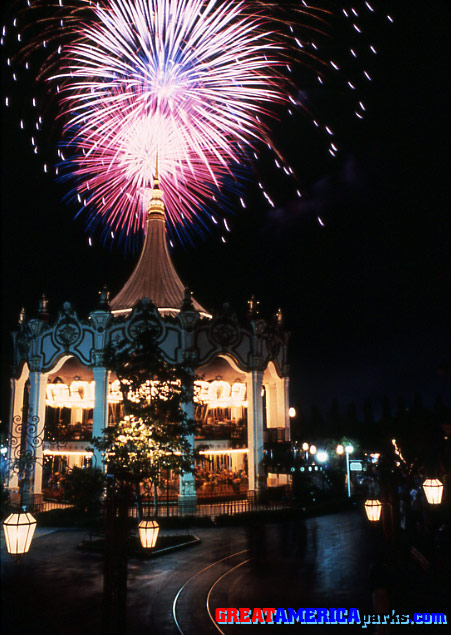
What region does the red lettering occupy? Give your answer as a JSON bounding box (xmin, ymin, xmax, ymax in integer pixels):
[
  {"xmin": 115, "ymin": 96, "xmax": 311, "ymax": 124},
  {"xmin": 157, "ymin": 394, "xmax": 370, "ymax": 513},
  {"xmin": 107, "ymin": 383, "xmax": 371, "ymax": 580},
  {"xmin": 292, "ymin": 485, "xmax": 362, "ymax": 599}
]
[
  {"xmin": 251, "ymin": 608, "xmax": 265, "ymax": 623},
  {"xmin": 228, "ymin": 608, "xmax": 239, "ymax": 623},
  {"xmin": 239, "ymin": 608, "xmax": 251, "ymax": 623},
  {"xmin": 215, "ymin": 609, "xmax": 227, "ymax": 623},
  {"xmin": 262, "ymin": 608, "xmax": 277, "ymax": 623}
]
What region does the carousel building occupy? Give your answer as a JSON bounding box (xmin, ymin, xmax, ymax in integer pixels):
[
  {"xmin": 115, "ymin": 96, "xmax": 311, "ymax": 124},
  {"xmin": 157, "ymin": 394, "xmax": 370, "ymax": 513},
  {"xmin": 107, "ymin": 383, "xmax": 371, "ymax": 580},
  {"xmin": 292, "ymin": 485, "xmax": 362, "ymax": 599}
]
[{"xmin": 8, "ymin": 175, "xmax": 291, "ymax": 506}]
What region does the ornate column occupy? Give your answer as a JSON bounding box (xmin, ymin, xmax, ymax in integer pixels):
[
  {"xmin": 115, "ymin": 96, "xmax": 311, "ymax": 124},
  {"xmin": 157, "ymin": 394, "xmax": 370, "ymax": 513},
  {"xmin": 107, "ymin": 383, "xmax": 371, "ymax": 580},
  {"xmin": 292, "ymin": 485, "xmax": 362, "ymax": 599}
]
[
  {"xmin": 246, "ymin": 368, "xmax": 265, "ymax": 494},
  {"xmin": 27, "ymin": 367, "xmax": 48, "ymax": 498},
  {"xmin": 8, "ymin": 373, "xmax": 28, "ymax": 490},
  {"xmin": 92, "ymin": 365, "xmax": 110, "ymax": 471}
]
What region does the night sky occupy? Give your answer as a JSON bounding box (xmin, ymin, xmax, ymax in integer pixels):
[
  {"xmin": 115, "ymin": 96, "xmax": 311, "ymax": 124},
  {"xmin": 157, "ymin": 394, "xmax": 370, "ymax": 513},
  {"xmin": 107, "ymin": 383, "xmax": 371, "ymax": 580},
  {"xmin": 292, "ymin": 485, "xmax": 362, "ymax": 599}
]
[{"xmin": 1, "ymin": 0, "xmax": 449, "ymax": 427}]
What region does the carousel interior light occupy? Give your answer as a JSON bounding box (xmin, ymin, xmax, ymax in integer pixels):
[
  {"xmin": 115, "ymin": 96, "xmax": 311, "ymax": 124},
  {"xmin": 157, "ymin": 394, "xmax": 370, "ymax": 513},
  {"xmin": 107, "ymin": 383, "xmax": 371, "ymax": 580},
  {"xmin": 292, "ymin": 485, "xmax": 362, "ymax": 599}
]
[
  {"xmin": 199, "ymin": 448, "xmax": 248, "ymax": 456},
  {"xmin": 3, "ymin": 512, "xmax": 37, "ymax": 555},
  {"xmin": 46, "ymin": 378, "xmax": 248, "ymax": 409},
  {"xmin": 138, "ymin": 519, "xmax": 160, "ymax": 549},
  {"xmin": 364, "ymin": 499, "xmax": 382, "ymax": 522},
  {"xmin": 422, "ymin": 478, "xmax": 444, "ymax": 505}
]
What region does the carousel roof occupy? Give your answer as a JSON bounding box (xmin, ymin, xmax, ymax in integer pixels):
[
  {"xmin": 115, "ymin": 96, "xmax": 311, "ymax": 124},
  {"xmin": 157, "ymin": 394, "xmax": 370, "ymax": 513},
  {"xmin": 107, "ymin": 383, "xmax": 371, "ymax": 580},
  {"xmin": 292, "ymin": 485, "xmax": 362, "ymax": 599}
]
[{"xmin": 110, "ymin": 176, "xmax": 210, "ymax": 318}]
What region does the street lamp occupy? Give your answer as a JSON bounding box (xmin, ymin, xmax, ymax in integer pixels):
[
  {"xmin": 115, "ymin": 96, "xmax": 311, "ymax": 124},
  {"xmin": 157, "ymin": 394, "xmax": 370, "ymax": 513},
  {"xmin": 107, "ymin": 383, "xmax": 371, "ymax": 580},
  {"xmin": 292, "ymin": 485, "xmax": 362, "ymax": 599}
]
[
  {"xmin": 289, "ymin": 407, "xmax": 296, "ymax": 418},
  {"xmin": 309, "ymin": 445, "xmax": 317, "ymax": 456},
  {"xmin": 138, "ymin": 519, "xmax": 160, "ymax": 549},
  {"xmin": 316, "ymin": 451, "xmax": 328, "ymax": 463},
  {"xmin": 344, "ymin": 445, "xmax": 354, "ymax": 498},
  {"xmin": 3, "ymin": 512, "xmax": 37, "ymax": 557},
  {"xmin": 364, "ymin": 499, "xmax": 382, "ymax": 522},
  {"xmin": 422, "ymin": 478, "xmax": 444, "ymax": 505},
  {"xmin": 336, "ymin": 444, "xmax": 344, "ymax": 455}
]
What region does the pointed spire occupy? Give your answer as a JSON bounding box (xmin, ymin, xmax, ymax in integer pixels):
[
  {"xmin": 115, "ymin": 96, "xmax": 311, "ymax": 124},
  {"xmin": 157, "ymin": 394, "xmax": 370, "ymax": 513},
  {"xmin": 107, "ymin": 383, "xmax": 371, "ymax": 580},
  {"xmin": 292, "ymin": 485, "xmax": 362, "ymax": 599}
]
[
  {"xmin": 147, "ymin": 154, "xmax": 164, "ymax": 218},
  {"xmin": 110, "ymin": 153, "xmax": 210, "ymax": 318}
]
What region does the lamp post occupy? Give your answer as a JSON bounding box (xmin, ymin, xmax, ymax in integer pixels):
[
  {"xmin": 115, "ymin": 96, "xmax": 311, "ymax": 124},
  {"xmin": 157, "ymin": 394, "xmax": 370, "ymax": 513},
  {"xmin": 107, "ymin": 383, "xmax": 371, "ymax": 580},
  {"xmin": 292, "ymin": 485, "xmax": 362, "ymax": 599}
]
[
  {"xmin": 3, "ymin": 407, "xmax": 42, "ymax": 560},
  {"xmin": 3, "ymin": 512, "xmax": 37, "ymax": 560},
  {"xmin": 364, "ymin": 499, "xmax": 382, "ymax": 522},
  {"xmin": 344, "ymin": 445, "xmax": 354, "ymax": 498},
  {"xmin": 422, "ymin": 478, "xmax": 444, "ymax": 505},
  {"xmin": 138, "ymin": 519, "xmax": 160, "ymax": 549}
]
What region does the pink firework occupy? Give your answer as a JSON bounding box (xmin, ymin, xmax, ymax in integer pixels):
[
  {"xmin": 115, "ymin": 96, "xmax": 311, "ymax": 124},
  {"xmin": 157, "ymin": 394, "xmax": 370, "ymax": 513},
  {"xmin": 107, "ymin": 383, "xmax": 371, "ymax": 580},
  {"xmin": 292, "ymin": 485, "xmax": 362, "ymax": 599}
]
[
  {"xmin": 49, "ymin": 0, "xmax": 290, "ymax": 241},
  {"xmin": 67, "ymin": 111, "xmax": 242, "ymax": 241}
]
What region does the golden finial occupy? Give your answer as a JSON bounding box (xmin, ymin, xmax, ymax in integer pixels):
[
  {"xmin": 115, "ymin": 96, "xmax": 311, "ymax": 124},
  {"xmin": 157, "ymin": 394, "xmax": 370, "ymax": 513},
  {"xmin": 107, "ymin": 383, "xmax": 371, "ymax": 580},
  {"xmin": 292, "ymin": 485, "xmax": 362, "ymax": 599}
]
[{"xmin": 147, "ymin": 152, "xmax": 164, "ymax": 218}]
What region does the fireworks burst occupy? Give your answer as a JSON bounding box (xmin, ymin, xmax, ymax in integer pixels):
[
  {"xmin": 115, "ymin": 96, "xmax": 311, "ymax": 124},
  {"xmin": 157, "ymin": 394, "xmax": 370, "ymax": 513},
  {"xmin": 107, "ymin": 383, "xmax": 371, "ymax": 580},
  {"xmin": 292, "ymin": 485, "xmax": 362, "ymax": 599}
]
[
  {"xmin": 2, "ymin": 1, "xmax": 395, "ymax": 247},
  {"xmin": 53, "ymin": 0, "xmax": 295, "ymax": 245}
]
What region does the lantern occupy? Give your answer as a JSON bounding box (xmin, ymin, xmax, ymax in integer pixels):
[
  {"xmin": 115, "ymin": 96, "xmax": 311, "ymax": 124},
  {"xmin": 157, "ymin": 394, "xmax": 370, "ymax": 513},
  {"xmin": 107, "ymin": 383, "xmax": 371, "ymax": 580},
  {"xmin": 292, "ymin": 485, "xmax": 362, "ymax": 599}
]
[
  {"xmin": 422, "ymin": 479, "xmax": 444, "ymax": 505},
  {"xmin": 3, "ymin": 512, "xmax": 37, "ymax": 555},
  {"xmin": 336, "ymin": 444, "xmax": 344, "ymax": 455},
  {"xmin": 364, "ymin": 500, "xmax": 382, "ymax": 522},
  {"xmin": 309, "ymin": 445, "xmax": 317, "ymax": 455},
  {"xmin": 138, "ymin": 519, "xmax": 160, "ymax": 549}
]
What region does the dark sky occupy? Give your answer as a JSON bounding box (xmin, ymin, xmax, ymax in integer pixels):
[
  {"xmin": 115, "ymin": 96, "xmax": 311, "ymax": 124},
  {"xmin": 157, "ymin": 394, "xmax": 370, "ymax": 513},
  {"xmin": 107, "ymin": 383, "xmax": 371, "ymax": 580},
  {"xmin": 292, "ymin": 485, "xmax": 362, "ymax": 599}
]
[{"xmin": 1, "ymin": 0, "xmax": 449, "ymax": 425}]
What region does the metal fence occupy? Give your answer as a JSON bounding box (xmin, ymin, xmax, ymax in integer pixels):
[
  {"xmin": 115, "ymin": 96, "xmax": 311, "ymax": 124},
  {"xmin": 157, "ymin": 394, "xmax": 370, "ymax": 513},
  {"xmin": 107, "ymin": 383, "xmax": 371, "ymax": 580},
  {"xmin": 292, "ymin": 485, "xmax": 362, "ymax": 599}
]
[
  {"xmin": 3, "ymin": 492, "xmax": 75, "ymax": 515},
  {"xmin": 3, "ymin": 488, "xmax": 293, "ymax": 520},
  {"xmin": 130, "ymin": 490, "xmax": 293, "ymax": 520}
]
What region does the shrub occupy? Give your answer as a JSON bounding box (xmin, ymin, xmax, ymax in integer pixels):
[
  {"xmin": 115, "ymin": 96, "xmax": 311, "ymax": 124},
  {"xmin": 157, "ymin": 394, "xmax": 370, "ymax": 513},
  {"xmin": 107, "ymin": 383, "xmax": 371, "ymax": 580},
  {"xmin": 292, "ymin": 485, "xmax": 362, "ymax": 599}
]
[{"xmin": 61, "ymin": 467, "xmax": 104, "ymax": 513}]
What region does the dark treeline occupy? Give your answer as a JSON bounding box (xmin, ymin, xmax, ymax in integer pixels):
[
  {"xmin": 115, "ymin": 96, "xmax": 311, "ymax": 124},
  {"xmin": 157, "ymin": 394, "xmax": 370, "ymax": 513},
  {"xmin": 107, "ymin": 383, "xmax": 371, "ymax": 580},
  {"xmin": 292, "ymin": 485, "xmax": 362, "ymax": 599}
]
[{"xmin": 291, "ymin": 392, "xmax": 450, "ymax": 472}]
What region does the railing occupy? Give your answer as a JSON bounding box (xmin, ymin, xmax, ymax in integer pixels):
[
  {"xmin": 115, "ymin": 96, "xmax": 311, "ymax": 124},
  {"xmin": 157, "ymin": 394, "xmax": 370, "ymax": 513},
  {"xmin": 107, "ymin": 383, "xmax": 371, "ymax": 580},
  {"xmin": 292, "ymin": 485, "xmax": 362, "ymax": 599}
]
[
  {"xmin": 3, "ymin": 486, "xmax": 293, "ymax": 520},
  {"xmin": 131, "ymin": 488, "xmax": 293, "ymax": 519},
  {"xmin": 3, "ymin": 492, "xmax": 75, "ymax": 515}
]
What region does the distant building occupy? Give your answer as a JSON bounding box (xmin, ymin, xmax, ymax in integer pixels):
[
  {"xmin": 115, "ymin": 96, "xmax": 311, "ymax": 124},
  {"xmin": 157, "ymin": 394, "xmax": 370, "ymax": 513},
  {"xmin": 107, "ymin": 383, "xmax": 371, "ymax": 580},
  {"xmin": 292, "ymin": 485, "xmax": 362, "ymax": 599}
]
[{"xmin": 8, "ymin": 175, "xmax": 290, "ymax": 506}]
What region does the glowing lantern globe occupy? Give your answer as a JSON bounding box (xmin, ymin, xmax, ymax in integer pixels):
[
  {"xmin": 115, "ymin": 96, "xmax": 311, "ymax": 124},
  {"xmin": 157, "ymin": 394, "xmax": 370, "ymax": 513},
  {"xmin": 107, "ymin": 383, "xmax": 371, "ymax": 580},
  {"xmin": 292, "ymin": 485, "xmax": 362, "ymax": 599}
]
[
  {"xmin": 3, "ymin": 512, "xmax": 37, "ymax": 555},
  {"xmin": 422, "ymin": 479, "xmax": 444, "ymax": 505},
  {"xmin": 364, "ymin": 500, "xmax": 382, "ymax": 522},
  {"xmin": 138, "ymin": 519, "xmax": 159, "ymax": 549}
]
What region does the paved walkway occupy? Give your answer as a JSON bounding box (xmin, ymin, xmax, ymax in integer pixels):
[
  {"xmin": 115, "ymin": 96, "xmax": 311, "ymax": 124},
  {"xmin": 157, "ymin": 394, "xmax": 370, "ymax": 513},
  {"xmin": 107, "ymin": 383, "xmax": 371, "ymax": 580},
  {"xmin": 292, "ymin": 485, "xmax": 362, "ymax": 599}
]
[{"xmin": 1, "ymin": 510, "xmax": 447, "ymax": 634}]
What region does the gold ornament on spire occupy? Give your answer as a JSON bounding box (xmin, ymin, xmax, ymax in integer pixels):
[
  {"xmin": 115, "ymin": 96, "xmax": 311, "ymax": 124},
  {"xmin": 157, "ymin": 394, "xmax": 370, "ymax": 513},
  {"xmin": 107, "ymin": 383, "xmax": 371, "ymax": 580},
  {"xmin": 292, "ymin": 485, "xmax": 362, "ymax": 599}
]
[{"xmin": 147, "ymin": 154, "xmax": 165, "ymax": 219}]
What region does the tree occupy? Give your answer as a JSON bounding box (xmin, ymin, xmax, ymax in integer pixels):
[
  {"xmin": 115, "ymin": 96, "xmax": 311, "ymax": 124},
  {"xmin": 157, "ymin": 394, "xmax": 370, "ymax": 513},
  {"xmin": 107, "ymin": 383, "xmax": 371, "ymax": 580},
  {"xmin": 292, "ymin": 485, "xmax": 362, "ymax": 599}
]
[{"xmin": 93, "ymin": 327, "xmax": 198, "ymax": 519}]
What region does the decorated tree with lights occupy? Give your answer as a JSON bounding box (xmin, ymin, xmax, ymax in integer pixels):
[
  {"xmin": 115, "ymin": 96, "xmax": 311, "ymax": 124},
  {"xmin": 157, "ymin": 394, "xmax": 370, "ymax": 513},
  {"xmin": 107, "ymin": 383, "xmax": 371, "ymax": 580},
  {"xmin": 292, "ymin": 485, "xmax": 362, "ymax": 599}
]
[{"xmin": 93, "ymin": 325, "xmax": 198, "ymax": 519}]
